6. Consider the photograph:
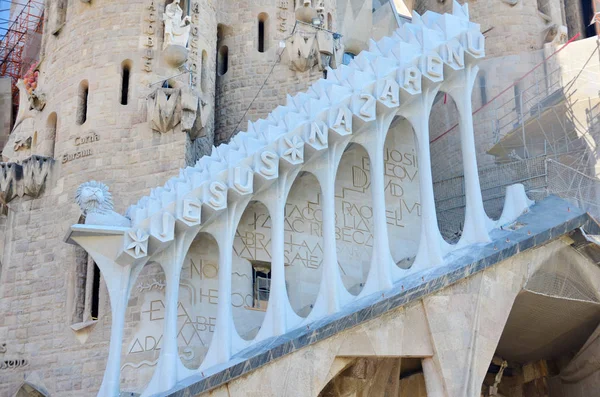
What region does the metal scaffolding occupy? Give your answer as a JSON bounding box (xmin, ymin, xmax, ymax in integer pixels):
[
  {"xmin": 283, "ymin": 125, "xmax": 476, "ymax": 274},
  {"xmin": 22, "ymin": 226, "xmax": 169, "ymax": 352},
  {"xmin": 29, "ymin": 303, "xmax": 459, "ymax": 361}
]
[
  {"xmin": 0, "ymin": 0, "xmax": 44, "ymax": 120},
  {"xmin": 432, "ymin": 37, "xmax": 600, "ymax": 241}
]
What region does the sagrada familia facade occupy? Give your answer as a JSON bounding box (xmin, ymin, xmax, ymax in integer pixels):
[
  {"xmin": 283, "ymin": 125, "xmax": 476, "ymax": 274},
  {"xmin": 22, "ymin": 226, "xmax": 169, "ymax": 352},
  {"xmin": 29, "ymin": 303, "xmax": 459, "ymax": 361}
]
[{"xmin": 1, "ymin": 0, "xmax": 600, "ymax": 396}]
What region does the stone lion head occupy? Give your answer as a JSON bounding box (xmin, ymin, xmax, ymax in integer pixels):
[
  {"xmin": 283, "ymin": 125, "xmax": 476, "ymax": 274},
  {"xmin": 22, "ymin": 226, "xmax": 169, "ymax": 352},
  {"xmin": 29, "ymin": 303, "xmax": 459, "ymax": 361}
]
[{"xmin": 75, "ymin": 181, "xmax": 114, "ymax": 215}]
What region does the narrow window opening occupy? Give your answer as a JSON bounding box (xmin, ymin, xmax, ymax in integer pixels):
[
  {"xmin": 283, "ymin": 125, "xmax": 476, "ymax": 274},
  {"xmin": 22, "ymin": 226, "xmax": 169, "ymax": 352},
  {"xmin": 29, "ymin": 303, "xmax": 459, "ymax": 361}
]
[
  {"xmin": 479, "ymin": 74, "xmax": 487, "ymax": 105},
  {"xmin": 73, "ymin": 250, "xmax": 102, "ymax": 325},
  {"xmin": 73, "ymin": 247, "xmax": 88, "ymax": 324},
  {"xmin": 91, "ymin": 263, "xmax": 101, "ymax": 320},
  {"xmin": 218, "ymin": 46, "xmax": 229, "ymax": 76},
  {"xmin": 258, "ymin": 20, "xmax": 265, "ymax": 52},
  {"xmin": 121, "ymin": 61, "xmax": 131, "ymax": 105},
  {"xmin": 258, "ymin": 13, "xmax": 269, "ymax": 53},
  {"xmin": 327, "ymin": 12, "xmax": 332, "ymax": 30},
  {"xmin": 76, "ymin": 81, "xmax": 88, "ymax": 125},
  {"xmin": 251, "ymin": 261, "xmax": 271, "ymax": 310}
]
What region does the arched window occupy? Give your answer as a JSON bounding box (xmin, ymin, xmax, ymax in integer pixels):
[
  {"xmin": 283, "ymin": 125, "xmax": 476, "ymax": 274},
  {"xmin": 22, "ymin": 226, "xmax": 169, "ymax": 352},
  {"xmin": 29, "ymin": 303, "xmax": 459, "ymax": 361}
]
[
  {"xmin": 327, "ymin": 12, "xmax": 332, "ymax": 30},
  {"xmin": 120, "ymin": 60, "xmax": 132, "ymax": 105},
  {"xmin": 342, "ymin": 52, "xmax": 355, "ymax": 66},
  {"xmin": 201, "ymin": 50, "xmax": 208, "ymax": 92},
  {"xmin": 258, "ymin": 13, "xmax": 269, "ymax": 53},
  {"xmin": 76, "ymin": 80, "xmax": 89, "ymax": 125},
  {"xmin": 218, "ymin": 46, "xmax": 229, "ymax": 76}
]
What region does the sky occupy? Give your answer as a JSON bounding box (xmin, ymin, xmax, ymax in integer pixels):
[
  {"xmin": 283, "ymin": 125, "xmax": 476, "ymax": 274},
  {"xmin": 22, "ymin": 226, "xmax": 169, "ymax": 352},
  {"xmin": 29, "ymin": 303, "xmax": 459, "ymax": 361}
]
[{"xmin": 0, "ymin": 0, "xmax": 15, "ymax": 42}]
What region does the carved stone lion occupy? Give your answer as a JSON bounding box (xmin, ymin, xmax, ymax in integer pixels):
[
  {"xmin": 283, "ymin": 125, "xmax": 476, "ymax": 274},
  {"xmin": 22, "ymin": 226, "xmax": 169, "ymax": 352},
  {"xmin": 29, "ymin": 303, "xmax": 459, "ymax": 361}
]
[{"xmin": 75, "ymin": 181, "xmax": 130, "ymax": 227}]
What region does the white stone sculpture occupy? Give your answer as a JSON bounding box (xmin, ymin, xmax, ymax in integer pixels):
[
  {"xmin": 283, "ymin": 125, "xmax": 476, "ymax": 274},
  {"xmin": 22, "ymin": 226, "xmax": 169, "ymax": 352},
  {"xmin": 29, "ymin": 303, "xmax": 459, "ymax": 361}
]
[
  {"xmin": 163, "ymin": 0, "xmax": 191, "ymax": 50},
  {"xmin": 75, "ymin": 181, "xmax": 130, "ymax": 227},
  {"xmin": 67, "ymin": 4, "xmax": 539, "ymax": 396}
]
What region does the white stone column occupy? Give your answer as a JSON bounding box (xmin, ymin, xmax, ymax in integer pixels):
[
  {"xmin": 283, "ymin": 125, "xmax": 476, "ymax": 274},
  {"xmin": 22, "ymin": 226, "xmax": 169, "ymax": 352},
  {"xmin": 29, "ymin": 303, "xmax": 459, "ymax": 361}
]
[
  {"xmin": 447, "ymin": 64, "xmax": 491, "ymax": 245},
  {"xmin": 202, "ymin": 199, "xmax": 248, "ymax": 368},
  {"xmin": 97, "ymin": 259, "xmax": 138, "ymax": 397},
  {"xmin": 69, "ymin": 234, "xmax": 146, "ymax": 397},
  {"xmin": 356, "ymin": 114, "xmax": 398, "ymax": 293},
  {"xmin": 269, "ymin": 192, "xmax": 288, "ymax": 334},
  {"xmin": 304, "ymin": 142, "xmax": 352, "ymax": 318},
  {"xmin": 143, "ymin": 231, "xmax": 198, "ymax": 396},
  {"xmin": 255, "ymin": 172, "xmax": 302, "ymax": 340},
  {"xmin": 404, "ymin": 89, "xmax": 446, "ymax": 270},
  {"xmin": 422, "ymin": 357, "xmax": 447, "ymax": 397}
]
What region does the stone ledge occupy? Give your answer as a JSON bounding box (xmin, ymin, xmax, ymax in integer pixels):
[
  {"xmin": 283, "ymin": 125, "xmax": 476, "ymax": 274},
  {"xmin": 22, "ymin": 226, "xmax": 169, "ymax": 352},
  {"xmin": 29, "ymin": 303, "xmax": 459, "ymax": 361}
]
[{"xmin": 150, "ymin": 196, "xmax": 598, "ymax": 396}]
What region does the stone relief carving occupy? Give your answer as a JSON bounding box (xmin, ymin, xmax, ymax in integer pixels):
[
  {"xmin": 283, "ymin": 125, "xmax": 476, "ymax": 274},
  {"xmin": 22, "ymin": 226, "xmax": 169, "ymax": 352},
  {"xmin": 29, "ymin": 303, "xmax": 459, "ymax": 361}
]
[
  {"xmin": 163, "ymin": 0, "xmax": 191, "ymax": 50},
  {"xmin": 0, "ymin": 155, "xmax": 53, "ymax": 206},
  {"xmin": 283, "ymin": 26, "xmax": 344, "ymax": 72},
  {"xmin": 277, "ymin": 0, "xmax": 289, "ymax": 32},
  {"xmin": 14, "ymin": 136, "xmax": 32, "ymax": 152},
  {"xmin": 188, "ymin": 1, "xmax": 201, "ymax": 88},
  {"xmin": 148, "ymin": 88, "xmax": 181, "ymax": 133},
  {"xmin": 284, "ymin": 30, "xmax": 320, "ymax": 72},
  {"xmin": 3, "ymin": 117, "xmax": 34, "ymax": 162},
  {"xmin": 0, "ymin": 342, "xmax": 29, "ymax": 371},
  {"xmin": 0, "ymin": 359, "xmax": 29, "ymax": 370},
  {"xmin": 75, "ymin": 181, "xmax": 131, "ymax": 227},
  {"xmin": 147, "ymin": 86, "xmax": 208, "ymax": 138},
  {"xmin": 545, "ymin": 24, "xmax": 568, "ymax": 45},
  {"xmin": 142, "ymin": 0, "xmax": 157, "ymax": 73}
]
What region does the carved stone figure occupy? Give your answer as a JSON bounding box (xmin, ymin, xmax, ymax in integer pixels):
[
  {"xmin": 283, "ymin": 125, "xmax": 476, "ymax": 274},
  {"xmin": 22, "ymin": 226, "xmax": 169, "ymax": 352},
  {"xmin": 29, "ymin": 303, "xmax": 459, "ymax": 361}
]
[
  {"xmin": 546, "ymin": 24, "xmax": 568, "ymax": 45},
  {"xmin": 148, "ymin": 86, "xmax": 209, "ymax": 138},
  {"xmin": 0, "ymin": 156, "xmax": 53, "ymax": 205},
  {"xmin": 147, "ymin": 87, "xmax": 182, "ymax": 133},
  {"xmin": 283, "ymin": 30, "xmax": 319, "ymax": 72},
  {"xmin": 163, "ymin": 0, "xmax": 191, "ymax": 50},
  {"xmin": 283, "ymin": 26, "xmax": 343, "ymax": 72},
  {"xmin": 13, "ymin": 136, "xmax": 32, "ymax": 152},
  {"xmin": 181, "ymin": 86, "xmax": 209, "ymax": 139},
  {"xmin": 76, "ymin": 181, "xmax": 131, "ymax": 227}
]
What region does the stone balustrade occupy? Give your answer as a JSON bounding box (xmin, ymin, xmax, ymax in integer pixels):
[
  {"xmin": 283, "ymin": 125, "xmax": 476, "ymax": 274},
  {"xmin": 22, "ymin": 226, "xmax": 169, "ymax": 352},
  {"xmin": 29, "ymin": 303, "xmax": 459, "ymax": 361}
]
[{"xmin": 65, "ymin": 3, "xmax": 535, "ymax": 396}]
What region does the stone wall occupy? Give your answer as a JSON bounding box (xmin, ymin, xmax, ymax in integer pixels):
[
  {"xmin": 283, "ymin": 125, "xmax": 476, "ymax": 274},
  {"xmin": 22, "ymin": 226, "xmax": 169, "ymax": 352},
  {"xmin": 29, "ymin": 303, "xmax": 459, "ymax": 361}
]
[
  {"xmin": 0, "ymin": 0, "xmax": 217, "ymax": 394},
  {"xmin": 213, "ymin": 0, "xmax": 336, "ymax": 144},
  {"xmin": 415, "ymin": 0, "xmax": 565, "ymax": 58}
]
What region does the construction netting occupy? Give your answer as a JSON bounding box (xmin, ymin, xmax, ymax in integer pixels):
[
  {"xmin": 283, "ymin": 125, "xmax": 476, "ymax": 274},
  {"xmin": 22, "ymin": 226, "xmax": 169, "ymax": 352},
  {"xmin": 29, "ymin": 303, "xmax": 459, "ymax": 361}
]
[{"xmin": 547, "ymin": 159, "xmax": 600, "ymax": 221}]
